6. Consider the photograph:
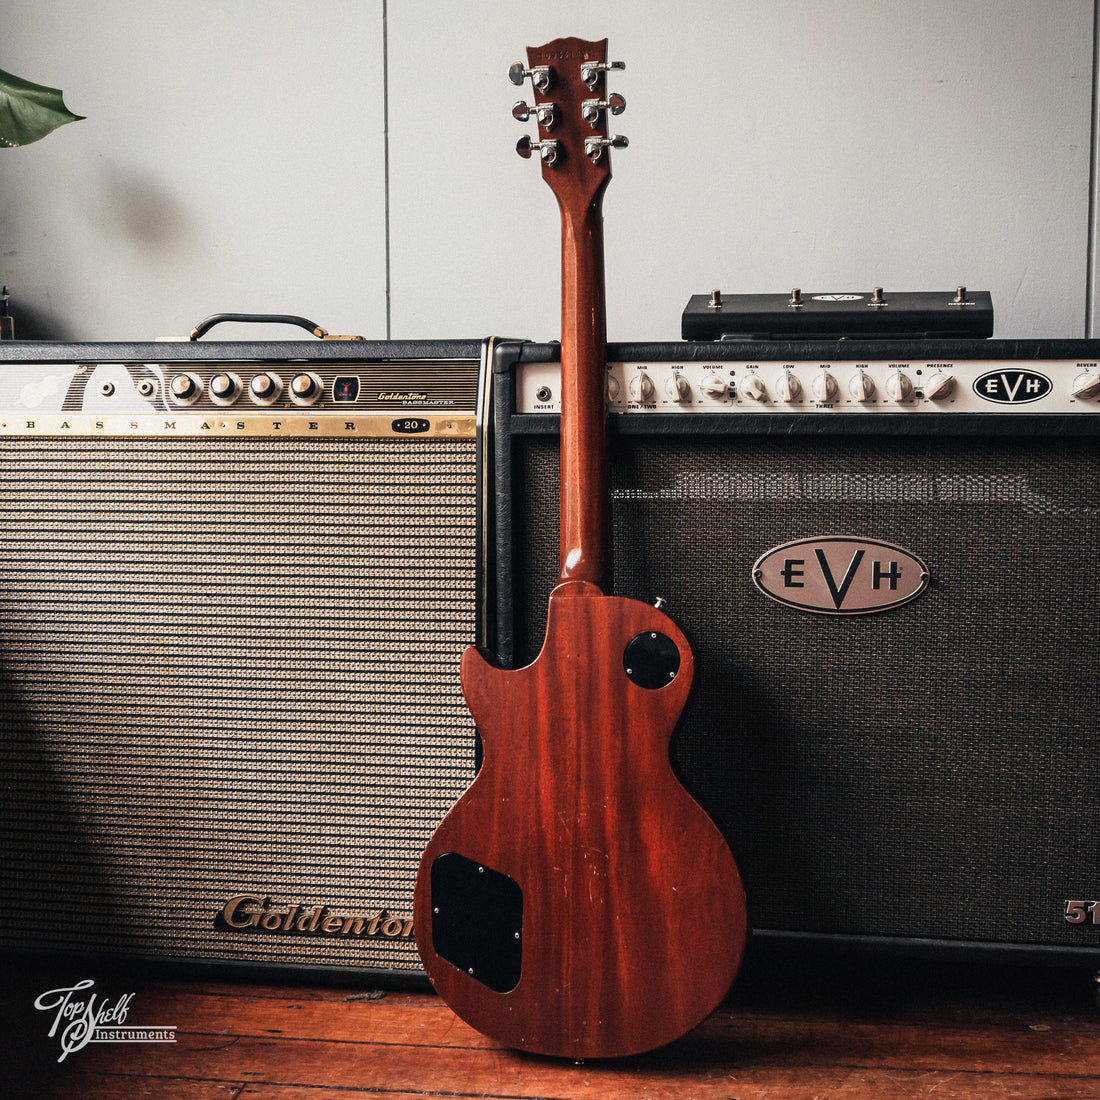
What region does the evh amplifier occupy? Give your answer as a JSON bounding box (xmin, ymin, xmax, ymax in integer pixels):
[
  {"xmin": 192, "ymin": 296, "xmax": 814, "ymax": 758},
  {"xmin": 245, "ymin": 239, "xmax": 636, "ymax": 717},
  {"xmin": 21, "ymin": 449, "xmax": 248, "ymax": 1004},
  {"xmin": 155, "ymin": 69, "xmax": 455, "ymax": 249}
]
[
  {"xmin": 0, "ymin": 337, "xmax": 491, "ymax": 981},
  {"xmin": 491, "ymin": 338, "xmax": 1100, "ymax": 964}
]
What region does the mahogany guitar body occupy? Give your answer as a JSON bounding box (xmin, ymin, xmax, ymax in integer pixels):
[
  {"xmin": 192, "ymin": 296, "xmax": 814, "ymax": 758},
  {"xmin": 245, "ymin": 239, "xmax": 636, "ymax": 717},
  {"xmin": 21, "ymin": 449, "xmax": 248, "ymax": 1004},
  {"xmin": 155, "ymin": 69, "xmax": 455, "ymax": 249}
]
[
  {"xmin": 413, "ymin": 36, "xmax": 748, "ymax": 1058},
  {"xmin": 413, "ymin": 583, "xmax": 747, "ymax": 1059}
]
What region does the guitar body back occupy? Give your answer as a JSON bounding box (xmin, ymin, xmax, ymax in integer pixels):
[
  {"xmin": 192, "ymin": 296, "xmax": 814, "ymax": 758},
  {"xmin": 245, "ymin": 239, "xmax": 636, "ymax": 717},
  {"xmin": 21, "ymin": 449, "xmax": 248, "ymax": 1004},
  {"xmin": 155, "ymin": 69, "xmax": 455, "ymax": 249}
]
[
  {"xmin": 414, "ymin": 586, "xmax": 747, "ymax": 1059},
  {"xmin": 414, "ymin": 36, "xmax": 747, "ymax": 1057}
]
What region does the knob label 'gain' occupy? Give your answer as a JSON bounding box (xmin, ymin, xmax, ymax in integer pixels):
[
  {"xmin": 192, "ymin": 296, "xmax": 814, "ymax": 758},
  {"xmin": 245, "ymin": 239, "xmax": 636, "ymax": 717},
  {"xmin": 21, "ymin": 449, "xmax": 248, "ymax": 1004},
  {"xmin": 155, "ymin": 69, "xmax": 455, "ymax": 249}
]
[{"xmin": 752, "ymin": 537, "xmax": 930, "ymax": 615}]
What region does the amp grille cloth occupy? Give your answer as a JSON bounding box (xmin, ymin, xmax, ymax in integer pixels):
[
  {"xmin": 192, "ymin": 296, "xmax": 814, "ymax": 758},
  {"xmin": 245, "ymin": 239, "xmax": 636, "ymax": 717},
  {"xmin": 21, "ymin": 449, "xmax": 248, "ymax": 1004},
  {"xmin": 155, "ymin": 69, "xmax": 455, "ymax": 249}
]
[
  {"xmin": 0, "ymin": 437, "xmax": 477, "ymax": 972},
  {"xmin": 510, "ymin": 433, "xmax": 1100, "ymax": 947}
]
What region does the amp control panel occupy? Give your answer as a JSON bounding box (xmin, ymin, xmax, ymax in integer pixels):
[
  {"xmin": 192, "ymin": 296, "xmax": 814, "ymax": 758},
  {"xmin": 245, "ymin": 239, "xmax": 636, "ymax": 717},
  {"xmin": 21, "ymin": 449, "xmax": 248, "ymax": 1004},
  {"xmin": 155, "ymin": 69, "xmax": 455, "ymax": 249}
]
[
  {"xmin": 0, "ymin": 343, "xmax": 485, "ymax": 440},
  {"xmin": 516, "ymin": 356, "xmax": 1100, "ymax": 414}
]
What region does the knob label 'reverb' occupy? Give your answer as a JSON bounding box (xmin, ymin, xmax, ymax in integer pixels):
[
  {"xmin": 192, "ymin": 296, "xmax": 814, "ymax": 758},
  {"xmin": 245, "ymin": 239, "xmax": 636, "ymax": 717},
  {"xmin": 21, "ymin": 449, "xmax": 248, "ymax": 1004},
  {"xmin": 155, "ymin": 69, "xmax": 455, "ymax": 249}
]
[{"xmin": 753, "ymin": 537, "xmax": 929, "ymax": 615}]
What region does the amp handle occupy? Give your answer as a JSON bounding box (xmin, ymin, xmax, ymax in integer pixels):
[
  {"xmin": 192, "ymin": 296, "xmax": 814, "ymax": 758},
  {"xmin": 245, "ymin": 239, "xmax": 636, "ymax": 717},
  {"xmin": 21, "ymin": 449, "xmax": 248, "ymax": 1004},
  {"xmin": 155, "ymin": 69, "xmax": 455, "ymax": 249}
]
[{"xmin": 165, "ymin": 313, "xmax": 365, "ymax": 341}]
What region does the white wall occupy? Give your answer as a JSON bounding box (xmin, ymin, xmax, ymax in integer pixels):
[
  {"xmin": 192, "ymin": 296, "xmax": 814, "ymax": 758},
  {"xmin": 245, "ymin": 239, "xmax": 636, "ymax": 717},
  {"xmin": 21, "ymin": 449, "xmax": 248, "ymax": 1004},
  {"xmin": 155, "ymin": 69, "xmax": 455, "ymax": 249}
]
[
  {"xmin": 2, "ymin": 1, "xmax": 386, "ymax": 341},
  {"xmin": 2, "ymin": 2, "xmax": 1095, "ymax": 342}
]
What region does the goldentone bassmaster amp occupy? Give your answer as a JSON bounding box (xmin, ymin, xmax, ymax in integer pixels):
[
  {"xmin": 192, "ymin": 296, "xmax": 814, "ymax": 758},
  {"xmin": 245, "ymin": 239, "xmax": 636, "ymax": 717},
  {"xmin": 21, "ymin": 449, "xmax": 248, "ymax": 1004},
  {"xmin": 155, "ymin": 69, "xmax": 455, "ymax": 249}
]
[{"xmin": 0, "ymin": 336, "xmax": 492, "ymax": 981}]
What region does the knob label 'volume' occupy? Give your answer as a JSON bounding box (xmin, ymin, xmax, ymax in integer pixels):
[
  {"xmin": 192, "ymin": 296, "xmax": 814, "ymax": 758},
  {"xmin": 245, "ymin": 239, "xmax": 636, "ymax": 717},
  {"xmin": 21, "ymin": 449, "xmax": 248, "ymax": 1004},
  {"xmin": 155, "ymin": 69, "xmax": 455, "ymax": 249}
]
[{"xmin": 752, "ymin": 537, "xmax": 929, "ymax": 616}]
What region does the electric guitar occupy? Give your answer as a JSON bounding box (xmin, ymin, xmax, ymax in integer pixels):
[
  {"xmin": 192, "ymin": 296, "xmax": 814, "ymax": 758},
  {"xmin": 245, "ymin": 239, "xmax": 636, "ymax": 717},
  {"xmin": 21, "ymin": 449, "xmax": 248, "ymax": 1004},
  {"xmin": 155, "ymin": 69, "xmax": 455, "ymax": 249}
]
[{"xmin": 413, "ymin": 36, "xmax": 747, "ymax": 1059}]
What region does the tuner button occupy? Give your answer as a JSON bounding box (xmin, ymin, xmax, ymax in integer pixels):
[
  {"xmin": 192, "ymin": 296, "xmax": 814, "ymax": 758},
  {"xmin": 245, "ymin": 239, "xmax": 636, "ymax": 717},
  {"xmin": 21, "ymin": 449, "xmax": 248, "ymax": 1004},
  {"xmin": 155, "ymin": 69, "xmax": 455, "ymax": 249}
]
[
  {"xmin": 811, "ymin": 372, "xmax": 838, "ymax": 403},
  {"xmin": 700, "ymin": 374, "xmax": 729, "ymax": 400},
  {"xmin": 849, "ymin": 371, "xmax": 876, "ymax": 402},
  {"xmin": 209, "ymin": 372, "xmax": 240, "ymax": 404},
  {"xmin": 585, "ymin": 134, "xmax": 628, "ymax": 162},
  {"xmin": 628, "ymin": 372, "xmax": 655, "ymax": 403},
  {"xmin": 581, "ymin": 94, "xmax": 627, "ymax": 127},
  {"xmin": 509, "ymin": 62, "xmax": 551, "ymax": 91},
  {"xmin": 741, "ymin": 376, "xmax": 767, "ymax": 402},
  {"xmin": 513, "ymin": 100, "xmax": 556, "ymax": 128},
  {"xmin": 516, "ymin": 134, "xmax": 558, "ymax": 166},
  {"xmin": 775, "ymin": 372, "xmax": 802, "ymax": 402},
  {"xmin": 169, "ymin": 373, "xmax": 201, "ymax": 404},
  {"xmin": 580, "ymin": 59, "xmax": 625, "ymax": 89},
  {"xmin": 664, "ymin": 374, "xmax": 690, "ymax": 402},
  {"xmin": 249, "ymin": 372, "xmax": 283, "ymax": 404},
  {"xmin": 924, "ymin": 372, "xmax": 956, "ymax": 400},
  {"xmin": 885, "ymin": 371, "xmax": 914, "ymax": 402},
  {"xmin": 1071, "ymin": 371, "xmax": 1100, "ymax": 400}
]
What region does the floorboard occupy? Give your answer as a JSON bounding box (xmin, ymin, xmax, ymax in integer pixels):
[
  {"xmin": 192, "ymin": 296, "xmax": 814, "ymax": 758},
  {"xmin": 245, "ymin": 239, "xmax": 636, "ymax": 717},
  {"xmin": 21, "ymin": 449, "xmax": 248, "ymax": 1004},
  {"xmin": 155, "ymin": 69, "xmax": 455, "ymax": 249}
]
[{"xmin": 4, "ymin": 947, "xmax": 1098, "ymax": 1100}]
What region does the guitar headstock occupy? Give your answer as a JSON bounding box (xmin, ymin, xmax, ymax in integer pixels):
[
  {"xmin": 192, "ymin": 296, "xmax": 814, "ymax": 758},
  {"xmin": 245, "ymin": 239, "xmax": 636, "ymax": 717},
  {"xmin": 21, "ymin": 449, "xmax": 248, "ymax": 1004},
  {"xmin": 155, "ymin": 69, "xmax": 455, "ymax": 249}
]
[{"xmin": 510, "ymin": 37, "xmax": 626, "ymax": 209}]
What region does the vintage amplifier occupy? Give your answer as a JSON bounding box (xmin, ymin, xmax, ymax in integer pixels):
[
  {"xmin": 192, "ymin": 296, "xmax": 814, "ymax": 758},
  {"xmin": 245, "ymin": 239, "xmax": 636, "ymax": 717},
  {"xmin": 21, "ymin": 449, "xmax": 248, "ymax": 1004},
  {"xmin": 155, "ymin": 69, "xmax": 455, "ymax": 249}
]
[
  {"xmin": 491, "ymin": 338, "xmax": 1100, "ymax": 964},
  {"xmin": 0, "ymin": 337, "xmax": 492, "ymax": 981}
]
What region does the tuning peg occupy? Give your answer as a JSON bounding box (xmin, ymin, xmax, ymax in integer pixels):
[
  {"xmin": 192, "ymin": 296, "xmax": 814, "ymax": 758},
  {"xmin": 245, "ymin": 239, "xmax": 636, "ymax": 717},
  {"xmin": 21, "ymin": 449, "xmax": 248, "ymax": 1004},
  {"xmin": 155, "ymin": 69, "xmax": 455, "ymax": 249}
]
[
  {"xmin": 508, "ymin": 61, "xmax": 552, "ymax": 91},
  {"xmin": 512, "ymin": 100, "xmax": 558, "ymax": 129},
  {"xmin": 580, "ymin": 59, "xmax": 625, "ymax": 88},
  {"xmin": 581, "ymin": 93, "xmax": 626, "ymax": 127},
  {"xmin": 585, "ymin": 134, "xmax": 628, "ymax": 162},
  {"xmin": 516, "ymin": 134, "xmax": 559, "ymax": 166}
]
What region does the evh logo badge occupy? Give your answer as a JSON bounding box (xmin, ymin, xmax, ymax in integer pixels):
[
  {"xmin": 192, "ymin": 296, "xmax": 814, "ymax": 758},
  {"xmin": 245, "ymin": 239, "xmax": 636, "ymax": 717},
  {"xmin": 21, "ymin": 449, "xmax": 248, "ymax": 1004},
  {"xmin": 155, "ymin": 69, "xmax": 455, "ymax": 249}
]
[
  {"xmin": 973, "ymin": 368, "xmax": 1052, "ymax": 404},
  {"xmin": 753, "ymin": 537, "xmax": 930, "ymax": 615}
]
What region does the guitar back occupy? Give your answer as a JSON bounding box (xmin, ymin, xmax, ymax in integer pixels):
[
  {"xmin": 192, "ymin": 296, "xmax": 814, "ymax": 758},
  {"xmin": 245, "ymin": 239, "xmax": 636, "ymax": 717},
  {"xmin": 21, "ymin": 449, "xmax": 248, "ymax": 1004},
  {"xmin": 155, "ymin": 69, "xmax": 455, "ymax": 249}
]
[
  {"xmin": 413, "ymin": 37, "xmax": 747, "ymax": 1059},
  {"xmin": 415, "ymin": 585, "xmax": 746, "ymax": 1058}
]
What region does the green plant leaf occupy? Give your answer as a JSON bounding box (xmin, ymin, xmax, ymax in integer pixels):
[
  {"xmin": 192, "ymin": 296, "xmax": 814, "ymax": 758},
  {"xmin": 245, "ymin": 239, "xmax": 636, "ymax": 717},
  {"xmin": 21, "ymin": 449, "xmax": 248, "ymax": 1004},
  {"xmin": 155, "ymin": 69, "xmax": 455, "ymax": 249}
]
[{"xmin": 0, "ymin": 68, "xmax": 84, "ymax": 148}]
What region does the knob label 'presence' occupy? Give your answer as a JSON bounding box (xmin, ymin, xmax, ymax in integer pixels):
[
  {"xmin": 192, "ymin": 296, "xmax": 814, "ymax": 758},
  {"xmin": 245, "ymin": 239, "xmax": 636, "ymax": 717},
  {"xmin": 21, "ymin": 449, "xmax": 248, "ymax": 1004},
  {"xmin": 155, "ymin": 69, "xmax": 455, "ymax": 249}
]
[{"xmin": 753, "ymin": 537, "xmax": 929, "ymax": 615}]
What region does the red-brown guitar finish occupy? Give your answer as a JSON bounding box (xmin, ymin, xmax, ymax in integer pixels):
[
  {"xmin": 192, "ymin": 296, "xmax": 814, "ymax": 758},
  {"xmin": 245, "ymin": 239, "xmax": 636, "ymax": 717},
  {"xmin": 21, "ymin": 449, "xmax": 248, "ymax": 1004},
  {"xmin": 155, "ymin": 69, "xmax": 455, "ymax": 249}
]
[{"xmin": 414, "ymin": 37, "xmax": 747, "ymax": 1060}]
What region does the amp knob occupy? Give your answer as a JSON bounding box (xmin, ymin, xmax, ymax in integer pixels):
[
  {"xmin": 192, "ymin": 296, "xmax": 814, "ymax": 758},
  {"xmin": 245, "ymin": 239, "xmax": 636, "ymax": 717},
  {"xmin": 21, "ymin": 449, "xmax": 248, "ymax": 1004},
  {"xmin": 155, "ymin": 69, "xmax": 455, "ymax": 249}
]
[
  {"xmin": 209, "ymin": 372, "xmax": 241, "ymax": 405},
  {"xmin": 628, "ymin": 372, "xmax": 656, "ymax": 403},
  {"xmin": 249, "ymin": 372, "xmax": 283, "ymax": 404},
  {"xmin": 1071, "ymin": 371, "xmax": 1100, "ymax": 400},
  {"xmin": 169, "ymin": 373, "xmax": 202, "ymax": 405},
  {"xmin": 740, "ymin": 376, "xmax": 767, "ymax": 402},
  {"xmin": 700, "ymin": 374, "xmax": 729, "ymax": 400},
  {"xmin": 664, "ymin": 373, "xmax": 691, "ymax": 402},
  {"xmin": 606, "ymin": 374, "xmax": 621, "ymax": 401},
  {"xmin": 886, "ymin": 371, "xmax": 914, "ymax": 402},
  {"xmin": 924, "ymin": 372, "xmax": 955, "ymax": 400},
  {"xmin": 811, "ymin": 372, "xmax": 838, "ymax": 403},
  {"xmin": 848, "ymin": 371, "xmax": 875, "ymax": 402},
  {"xmin": 290, "ymin": 373, "xmax": 323, "ymax": 405},
  {"xmin": 775, "ymin": 373, "xmax": 801, "ymax": 402}
]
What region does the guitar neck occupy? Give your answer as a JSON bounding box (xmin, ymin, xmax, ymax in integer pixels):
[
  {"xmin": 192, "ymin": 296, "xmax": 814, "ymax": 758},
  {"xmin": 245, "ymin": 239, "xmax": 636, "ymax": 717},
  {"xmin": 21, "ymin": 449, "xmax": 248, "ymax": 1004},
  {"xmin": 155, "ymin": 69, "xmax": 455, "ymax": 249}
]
[
  {"xmin": 517, "ymin": 35, "xmax": 621, "ymax": 593},
  {"xmin": 557, "ymin": 191, "xmax": 611, "ymax": 590}
]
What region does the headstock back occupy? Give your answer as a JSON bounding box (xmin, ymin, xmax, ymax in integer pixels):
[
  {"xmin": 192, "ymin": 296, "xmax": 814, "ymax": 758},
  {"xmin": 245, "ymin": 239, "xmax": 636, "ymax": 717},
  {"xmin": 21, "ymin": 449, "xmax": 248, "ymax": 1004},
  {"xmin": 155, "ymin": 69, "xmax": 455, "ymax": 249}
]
[{"xmin": 511, "ymin": 37, "xmax": 626, "ymax": 214}]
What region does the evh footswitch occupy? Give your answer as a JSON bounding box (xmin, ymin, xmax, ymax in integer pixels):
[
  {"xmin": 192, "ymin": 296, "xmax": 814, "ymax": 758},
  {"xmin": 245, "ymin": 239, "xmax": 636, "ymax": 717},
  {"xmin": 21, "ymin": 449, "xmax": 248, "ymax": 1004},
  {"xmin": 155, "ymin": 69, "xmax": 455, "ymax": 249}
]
[{"xmin": 682, "ymin": 288, "xmax": 994, "ymax": 340}]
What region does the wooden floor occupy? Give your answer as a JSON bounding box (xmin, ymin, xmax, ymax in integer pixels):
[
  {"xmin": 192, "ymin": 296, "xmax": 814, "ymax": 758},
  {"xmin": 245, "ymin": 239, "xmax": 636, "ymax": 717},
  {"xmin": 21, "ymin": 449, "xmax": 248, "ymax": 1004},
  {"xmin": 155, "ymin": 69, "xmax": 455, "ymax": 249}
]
[{"xmin": 5, "ymin": 946, "xmax": 1100, "ymax": 1099}]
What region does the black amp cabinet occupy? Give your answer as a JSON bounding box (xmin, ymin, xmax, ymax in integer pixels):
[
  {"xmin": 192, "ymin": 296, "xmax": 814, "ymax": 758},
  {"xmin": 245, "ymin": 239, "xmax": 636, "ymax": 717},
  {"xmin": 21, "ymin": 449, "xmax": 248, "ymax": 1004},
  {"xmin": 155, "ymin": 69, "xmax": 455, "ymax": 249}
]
[{"xmin": 489, "ymin": 338, "xmax": 1100, "ymax": 964}]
